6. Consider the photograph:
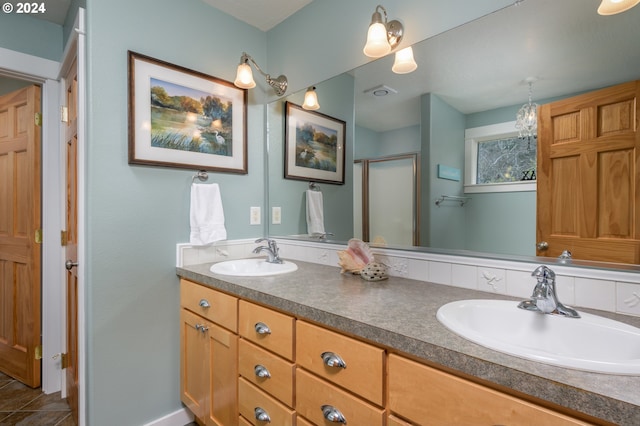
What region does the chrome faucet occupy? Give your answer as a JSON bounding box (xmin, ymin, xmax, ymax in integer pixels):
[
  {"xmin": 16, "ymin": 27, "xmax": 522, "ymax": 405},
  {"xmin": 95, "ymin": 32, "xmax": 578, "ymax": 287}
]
[
  {"xmin": 252, "ymin": 238, "xmax": 283, "ymax": 264},
  {"xmin": 518, "ymin": 265, "xmax": 580, "ymax": 318}
]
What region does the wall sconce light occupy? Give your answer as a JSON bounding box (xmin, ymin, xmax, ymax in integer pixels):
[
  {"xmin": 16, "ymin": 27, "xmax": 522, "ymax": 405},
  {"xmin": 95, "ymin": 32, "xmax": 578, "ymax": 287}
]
[
  {"xmin": 597, "ymin": 0, "xmax": 640, "ymax": 15},
  {"xmin": 392, "ymin": 46, "xmax": 418, "ymax": 74},
  {"xmin": 363, "ymin": 5, "xmax": 404, "ymax": 58},
  {"xmin": 233, "ymin": 52, "xmax": 288, "ymax": 96},
  {"xmin": 302, "ymin": 87, "xmax": 320, "ymax": 110}
]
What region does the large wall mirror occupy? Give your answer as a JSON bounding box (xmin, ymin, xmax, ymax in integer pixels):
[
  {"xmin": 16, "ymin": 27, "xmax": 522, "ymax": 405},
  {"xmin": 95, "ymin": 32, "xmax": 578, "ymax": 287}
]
[{"xmin": 267, "ymin": 0, "xmax": 640, "ymax": 270}]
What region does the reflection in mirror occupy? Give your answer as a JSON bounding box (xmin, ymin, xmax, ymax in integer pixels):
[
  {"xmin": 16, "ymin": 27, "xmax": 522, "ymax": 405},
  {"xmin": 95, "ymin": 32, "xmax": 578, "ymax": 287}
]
[{"xmin": 267, "ymin": 0, "xmax": 640, "ymax": 269}]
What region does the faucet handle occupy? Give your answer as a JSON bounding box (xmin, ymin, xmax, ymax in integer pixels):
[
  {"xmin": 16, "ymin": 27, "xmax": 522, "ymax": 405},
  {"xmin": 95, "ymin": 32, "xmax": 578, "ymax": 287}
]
[{"xmin": 531, "ymin": 265, "xmax": 555, "ymax": 281}]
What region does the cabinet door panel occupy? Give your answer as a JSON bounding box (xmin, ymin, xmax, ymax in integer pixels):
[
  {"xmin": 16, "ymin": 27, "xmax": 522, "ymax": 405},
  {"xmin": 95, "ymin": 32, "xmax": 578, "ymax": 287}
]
[
  {"xmin": 388, "ymin": 354, "xmax": 591, "ymax": 425},
  {"xmin": 238, "ymin": 377, "xmax": 295, "ymax": 426},
  {"xmin": 180, "ymin": 309, "xmax": 209, "ymax": 422},
  {"xmin": 296, "ymin": 369, "xmax": 385, "ymax": 426},
  {"xmin": 181, "ymin": 279, "xmax": 238, "ymax": 332},
  {"xmin": 238, "ymin": 339, "xmax": 294, "ymax": 407},
  {"xmin": 296, "ymin": 320, "xmax": 384, "ymax": 406},
  {"xmin": 207, "ymin": 323, "xmax": 238, "ymax": 426},
  {"xmin": 239, "ymin": 300, "xmax": 295, "ymax": 360}
]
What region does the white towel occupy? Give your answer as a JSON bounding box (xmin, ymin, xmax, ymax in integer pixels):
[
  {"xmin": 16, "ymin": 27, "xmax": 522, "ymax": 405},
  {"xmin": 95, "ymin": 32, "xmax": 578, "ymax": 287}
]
[
  {"xmin": 190, "ymin": 183, "xmax": 227, "ymax": 245},
  {"xmin": 306, "ymin": 189, "xmax": 325, "ymax": 235}
]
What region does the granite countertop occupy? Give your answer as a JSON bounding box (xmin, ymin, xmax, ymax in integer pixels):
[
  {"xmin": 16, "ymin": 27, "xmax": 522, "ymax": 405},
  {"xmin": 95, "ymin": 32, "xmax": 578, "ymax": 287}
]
[{"xmin": 177, "ymin": 261, "xmax": 640, "ymax": 425}]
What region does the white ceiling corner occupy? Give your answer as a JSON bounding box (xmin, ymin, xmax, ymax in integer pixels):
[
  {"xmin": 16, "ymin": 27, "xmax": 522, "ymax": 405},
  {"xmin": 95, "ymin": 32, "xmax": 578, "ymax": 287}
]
[{"xmin": 201, "ymin": 0, "xmax": 313, "ymax": 31}]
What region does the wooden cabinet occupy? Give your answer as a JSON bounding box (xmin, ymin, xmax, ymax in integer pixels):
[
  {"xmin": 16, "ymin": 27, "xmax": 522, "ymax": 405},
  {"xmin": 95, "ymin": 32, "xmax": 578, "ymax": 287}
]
[
  {"xmin": 388, "ymin": 354, "xmax": 592, "ymax": 425},
  {"xmin": 239, "ymin": 300, "xmax": 295, "ymax": 361},
  {"xmin": 296, "ymin": 368, "xmax": 385, "ymax": 425},
  {"xmin": 296, "ymin": 320, "xmax": 384, "ymax": 406},
  {"xmin": 238, "ymin": 300, "xmax": 295, "ymax": 424},
  {"xmin": 180, "ymin": 277, "xmax": 597, "ymax": 426},
  {"xmin": 180, "ymin": 279, "xmax": 238, "ymax": 426}
]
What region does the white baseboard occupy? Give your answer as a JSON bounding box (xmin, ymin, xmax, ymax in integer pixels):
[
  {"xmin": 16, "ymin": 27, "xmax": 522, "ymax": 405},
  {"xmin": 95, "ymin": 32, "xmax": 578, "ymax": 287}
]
[{"xmin": 143, "ymin": 408, "xmax": 194, "ymax": 426}]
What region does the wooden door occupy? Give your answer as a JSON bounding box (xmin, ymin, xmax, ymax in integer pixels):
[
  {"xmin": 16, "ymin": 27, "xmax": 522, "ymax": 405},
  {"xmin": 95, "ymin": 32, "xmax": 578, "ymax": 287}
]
[
  {"xmin": 537, "ymin": 80, "xmax": 640, "ymax": 263},
  {"xmin": 63, "ymin": 57, "xmax": 80, "ymax": 423},
  {"xmin": 0, "ymin": 85, "xmax": 42, "ymax": 387}
]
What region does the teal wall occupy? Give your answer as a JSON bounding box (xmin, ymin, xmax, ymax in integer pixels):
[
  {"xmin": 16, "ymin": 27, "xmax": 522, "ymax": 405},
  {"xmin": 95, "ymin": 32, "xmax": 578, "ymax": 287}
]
[
  {"xmin": 268, "ymin": 73, "xmax": 355, "ymax": 240},
  {"xmin": 85, "ymin": 0, "xmax": 266, "ymax": 424},
  {"xmin": 421, "ymin": 94, "xmax": 466, "ymax": 249},
  {"xmin": 355, "ymin": 124, "xmax": 420, "ymax": 159},
  {"xmin": 0, "ymin": 13, "xmax": 62, "ymax": 60}
]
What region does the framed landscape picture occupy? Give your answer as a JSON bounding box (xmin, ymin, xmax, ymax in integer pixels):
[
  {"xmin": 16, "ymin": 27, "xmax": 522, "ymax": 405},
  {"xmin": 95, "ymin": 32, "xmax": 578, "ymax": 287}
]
[
  {"xmin": 128, "ymin": 51, "xmax": 247, "ymax": 174},
  {"xmin": 284, "ymin": 101, "xmax": 346, "ymax": 184}
]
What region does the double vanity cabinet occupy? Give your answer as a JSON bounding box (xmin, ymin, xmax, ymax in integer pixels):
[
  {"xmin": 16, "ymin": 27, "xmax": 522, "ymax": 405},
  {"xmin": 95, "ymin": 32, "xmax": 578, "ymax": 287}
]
[{"xmin": 177, "ymin": 261, "xmax": 633, "ymax": 426}]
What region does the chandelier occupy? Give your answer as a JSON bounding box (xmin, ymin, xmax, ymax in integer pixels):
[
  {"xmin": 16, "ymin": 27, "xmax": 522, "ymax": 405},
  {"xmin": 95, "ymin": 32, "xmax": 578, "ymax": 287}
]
[{"xmin": 515, "ymin": 80, "xmax": 538, "ymax": 147}]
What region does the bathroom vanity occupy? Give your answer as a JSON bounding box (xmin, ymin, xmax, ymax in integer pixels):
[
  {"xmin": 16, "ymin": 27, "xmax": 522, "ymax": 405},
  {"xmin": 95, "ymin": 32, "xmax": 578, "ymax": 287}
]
[{"xmin": 177, "ymin": 261, "xmax": 640, "ymax": 425}]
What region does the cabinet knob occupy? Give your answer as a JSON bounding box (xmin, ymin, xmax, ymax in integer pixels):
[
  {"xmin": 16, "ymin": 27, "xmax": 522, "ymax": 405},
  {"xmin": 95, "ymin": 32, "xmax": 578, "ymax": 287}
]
[
  {"xmin": 199, "ymin": 299, "xmax": 210, "ymax": 308},
  {"xmin": 321, "ymin": 351, "xmax": 347, "ymax": 369},
  {"xmin": 254, "ymin": 407, "xmax": 271, "ymax": 423},
  {"xmin": 254, "ymin": 322, "xmax": 271, "ymax": 335},
  {"xmin": 321, "ymin": 405, "xmax": 347, "ymax": 424},
  {"xmin": 195, "ymin": 324, "xmax": 209, "ymax": 333},
  {"xmin": 254, "ymin": 364, "xmax": 271, "ymax": 379}
]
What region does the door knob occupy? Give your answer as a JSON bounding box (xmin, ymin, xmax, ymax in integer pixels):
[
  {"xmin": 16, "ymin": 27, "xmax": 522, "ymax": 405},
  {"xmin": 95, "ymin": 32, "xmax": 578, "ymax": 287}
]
[
  {"xmin": 536, "ymin": 241, "xmax": 549, "ymax": 251},
  {"xmin": 65, "ymin": 260, "xmax": 78, "ymax": 270}
]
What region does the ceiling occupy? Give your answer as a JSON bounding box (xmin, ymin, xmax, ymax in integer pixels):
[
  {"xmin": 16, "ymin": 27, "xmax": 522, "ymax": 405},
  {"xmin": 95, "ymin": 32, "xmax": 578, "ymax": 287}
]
[{"xmin": 200, "ymin": 0, "xmax": 313, "ymax": 31}]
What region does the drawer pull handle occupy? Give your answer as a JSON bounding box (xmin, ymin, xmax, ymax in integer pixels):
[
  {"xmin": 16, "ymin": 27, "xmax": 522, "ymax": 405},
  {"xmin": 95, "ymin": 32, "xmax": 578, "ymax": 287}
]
[
  {"xmin": 199, "ymin": 299, "xmax": 210, "ymax": 308},
  {"xmin": 321, "ymin": 405, "xmax": 347, "ymax": 424},
  {"xmin": 254, "ymin": 407, "xmax": 271, "ymax": 423},
  {"xmin": 254, "ymin": 322, "xmax": 272, "ymax": 335},
  {"xmin": 194, "ymin": 324, "xmax": 209, "ymax": 333},
  {"xmin": 254, "ymin": 364, "xmax": 271, "ymax": 379},
  {"xmin": 321, "ymin": 351, "xmax": 347, "ymax": 369}
]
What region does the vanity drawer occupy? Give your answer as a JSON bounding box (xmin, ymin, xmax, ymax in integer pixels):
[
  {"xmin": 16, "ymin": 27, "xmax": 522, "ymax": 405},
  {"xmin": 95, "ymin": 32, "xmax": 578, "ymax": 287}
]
[
  {"xmin": 238, "ymin": 339, "xmax": 294, "ymax": 407},
  {"xmin": 388, "ymin": 354, "xmax": 592, "ymax": 425},
  {"xmin": 388, "ymin": 414, "xmax": 412, "ymax": 426},
  {"xmin": 296, "ymin": 320, "xmax": 384, "ymax": 406},
  {"xmin": 296, "ymin": 368, "xmax": 385, "ymax": 426},
  {"xmin": 296, "ymin": 416, "xmax": 314, "ymax": 426},
  {"xmin": 238, "ymin": 377, "xmax": 295, "ymax": 426},
  {"xmin": 180, "ymin": 279, "xmax": 238, "ymax": 332},
  {"xmin": 239, "ymin": 300, "xmax": 295, "ymax": 361}
]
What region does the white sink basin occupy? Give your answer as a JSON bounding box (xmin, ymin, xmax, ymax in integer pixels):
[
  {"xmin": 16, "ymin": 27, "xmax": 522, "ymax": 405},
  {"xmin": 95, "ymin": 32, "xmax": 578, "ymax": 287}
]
[
  {"xmin": 437, "ymin": 299, "xmax": 640, "ymax": 375},
  {"xmin": 209, "ymin": 258, "xmax": 297, "ymax": 276}
]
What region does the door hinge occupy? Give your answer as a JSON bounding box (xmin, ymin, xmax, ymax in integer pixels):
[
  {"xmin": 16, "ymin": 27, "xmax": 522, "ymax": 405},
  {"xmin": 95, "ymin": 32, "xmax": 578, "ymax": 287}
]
[
  {"xmin": 34, "ymin": 112, "xmax": 42, "ymax": 127},
  {"xmin": 35, "ymin": 345, "xmax": 42, "ymax": 360},
  {"xmin": 61, "ymin": 353, "xmax": 69, "ymax": 369},
  {"xmin": 60, "ymin": 106, "xmax": 69, "ymax": 123},
  {"xmin": 61, "ymin": 230, "xmax": 68, "ymax": 246},
  {"xmin": 35, "ymin": 229, "xmax": 43, "ymax": 244}
]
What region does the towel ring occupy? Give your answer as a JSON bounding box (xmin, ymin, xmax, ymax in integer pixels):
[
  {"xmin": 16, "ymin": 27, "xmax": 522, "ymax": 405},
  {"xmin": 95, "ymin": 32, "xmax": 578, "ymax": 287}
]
[
  {"xmin": 309, "ymin": 182, "xmax": 321, "ymax": 192},
  {"xmin": 192, "ymin": 170, "xmax": 208, "ymax": 183}
]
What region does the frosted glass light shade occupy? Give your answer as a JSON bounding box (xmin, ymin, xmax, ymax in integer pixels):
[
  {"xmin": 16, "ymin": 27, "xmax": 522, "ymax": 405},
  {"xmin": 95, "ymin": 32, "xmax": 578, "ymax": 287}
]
[
  {"xmin": 363, "ymin": 22, "xmax": 391, "ymax": 58},
  {"xmin": 597, "ymin": 0, "xmax": 640, "ymax": 15},
  {"xmin": 392, "ymin": 47, "xmax": 418, "ymax": 74},
  {"xmin": 302, "ymin": 87, "xmax": 320, "ymax": 110},
  {"xmin": 234, "ymin": 63, "xmax": 255, "ymax": 89}
]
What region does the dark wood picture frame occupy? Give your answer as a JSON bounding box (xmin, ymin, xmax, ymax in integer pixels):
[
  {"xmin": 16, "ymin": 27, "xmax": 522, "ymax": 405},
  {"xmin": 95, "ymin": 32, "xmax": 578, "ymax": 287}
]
[
  {"xmin": 284, "ymin": 101, "xmax": 346, "ymax": 184},
  {"xmin": 128, "ymin": 51, "xmax": 247, "ymax": 174}
]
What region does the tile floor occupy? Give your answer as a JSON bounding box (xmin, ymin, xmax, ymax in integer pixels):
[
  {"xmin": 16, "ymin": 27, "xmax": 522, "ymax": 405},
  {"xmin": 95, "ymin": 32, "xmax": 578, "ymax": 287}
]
[{"xmin": 0, "ymin": 372, "xmax": 75, "ymax": 426}]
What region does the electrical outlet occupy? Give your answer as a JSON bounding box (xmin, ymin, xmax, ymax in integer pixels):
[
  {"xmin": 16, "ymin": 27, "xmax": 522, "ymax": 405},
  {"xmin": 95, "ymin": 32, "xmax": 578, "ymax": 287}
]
[
  {"xmin": 272, "ymin": 207, "xmax": 281, "ymax": 225},
  {"xmin": 250, "ymin": 206, "xmax": 261, "ymax": 225}
]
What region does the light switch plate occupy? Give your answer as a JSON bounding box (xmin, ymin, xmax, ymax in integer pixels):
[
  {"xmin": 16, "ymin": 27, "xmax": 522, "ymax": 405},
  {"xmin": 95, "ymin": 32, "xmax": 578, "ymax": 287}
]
[
  {"xmin": 250, "ymin": 206, "xmax": 261, "ymax": 225},
  {"xmin": 272, "ymin": 207, "xmax": 281, "ymax": 224}
]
